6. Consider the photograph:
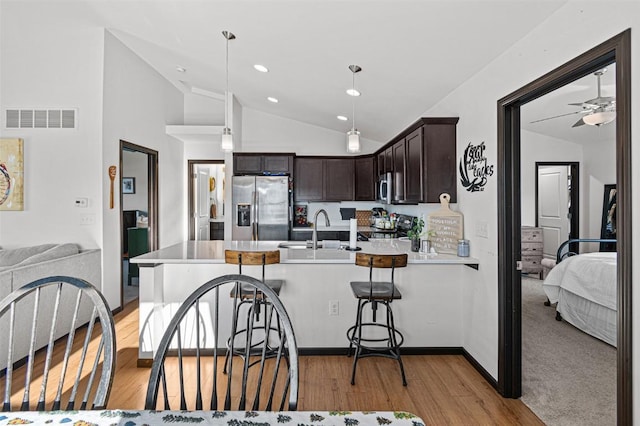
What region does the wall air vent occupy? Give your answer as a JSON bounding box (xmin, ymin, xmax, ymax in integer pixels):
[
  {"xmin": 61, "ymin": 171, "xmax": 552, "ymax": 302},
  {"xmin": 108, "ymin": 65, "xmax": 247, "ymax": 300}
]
[{"xmin": 4, "ymin": 108, "xmax": 77, "ymax": 129}]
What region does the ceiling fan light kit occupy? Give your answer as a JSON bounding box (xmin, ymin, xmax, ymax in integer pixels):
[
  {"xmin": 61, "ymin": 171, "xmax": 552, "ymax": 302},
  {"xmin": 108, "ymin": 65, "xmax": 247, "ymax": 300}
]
[
  {"xmin": 347, "ymin": 64, "xmax": 362, "ymax": 153},
  {"xmin": 532, "ymin": 68, "xmax": 616, "ymax": 128},
  {"xmin": 583, "ymin": 110, "xmax": 616, "ymax": 126}
]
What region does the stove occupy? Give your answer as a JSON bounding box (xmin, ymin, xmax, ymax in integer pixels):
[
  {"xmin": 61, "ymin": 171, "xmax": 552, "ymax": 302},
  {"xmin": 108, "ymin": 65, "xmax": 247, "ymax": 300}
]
[{"xmin": 357, "ymin": 214, "xmax": 416, "ymax": 241}]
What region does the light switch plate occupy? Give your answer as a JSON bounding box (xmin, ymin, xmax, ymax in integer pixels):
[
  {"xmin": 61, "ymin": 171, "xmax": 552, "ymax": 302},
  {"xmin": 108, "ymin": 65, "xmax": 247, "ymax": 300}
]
[{"xmin": 476, "ymin": 221, "xmax": 489, "ymax": 238}]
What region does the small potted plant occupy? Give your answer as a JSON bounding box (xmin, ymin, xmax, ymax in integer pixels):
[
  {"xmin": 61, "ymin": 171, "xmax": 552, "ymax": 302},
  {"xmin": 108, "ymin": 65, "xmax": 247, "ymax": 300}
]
[{"xmin": 406, "ymin": 217, "xmax": 425, "ymax": 252}]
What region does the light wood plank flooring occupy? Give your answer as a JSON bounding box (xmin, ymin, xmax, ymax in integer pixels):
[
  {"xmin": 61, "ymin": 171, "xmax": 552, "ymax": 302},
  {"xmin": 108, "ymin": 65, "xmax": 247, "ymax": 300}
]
[
  {"xmin": 5, "ymin": 300, "xmax": 544, "ymax": 424},
  {"xmin": 112, "ymin": 301, "xmax": 542, "ymax": 424}
]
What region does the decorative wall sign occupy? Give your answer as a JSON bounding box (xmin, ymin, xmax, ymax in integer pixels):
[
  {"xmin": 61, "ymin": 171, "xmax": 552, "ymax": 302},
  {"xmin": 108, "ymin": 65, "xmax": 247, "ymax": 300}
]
[
  {"xmin": 459, "ymin": 141, "xmax": 494, "ymax": 192},
  {"xmin": 427, "ymin": 193, "xmax": 464, "ymax": 254},
  {"xmin": 0, "ymin": 138, "xmax": 24, "ymax": 211}
]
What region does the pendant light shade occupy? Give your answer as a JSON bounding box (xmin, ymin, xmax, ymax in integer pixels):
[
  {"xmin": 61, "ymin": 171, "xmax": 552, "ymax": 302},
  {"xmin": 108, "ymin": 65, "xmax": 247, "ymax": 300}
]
[
  {"xmin": 221, "ymin": 30, "xmax": 235, "ymax": 152},
  {"xmin": 347, "ymin": 65, "xmax": 362, "ymax": 153}
]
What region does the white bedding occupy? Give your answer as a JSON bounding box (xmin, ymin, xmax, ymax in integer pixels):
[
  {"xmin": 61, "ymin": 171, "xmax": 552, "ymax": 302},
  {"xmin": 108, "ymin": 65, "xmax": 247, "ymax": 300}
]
[
  {"xmin": 543, "ymin": 252, "xmax": 617, "ymax": 309},
  {"xmin": 542, "ymin": 252, "xmax": 617, "ymax": 347}
]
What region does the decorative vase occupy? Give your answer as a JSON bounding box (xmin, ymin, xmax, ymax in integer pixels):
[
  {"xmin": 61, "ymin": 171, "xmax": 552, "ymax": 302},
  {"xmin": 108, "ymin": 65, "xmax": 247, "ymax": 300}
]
[{"xmin": 411, "ymin": 238, "xmax": 421, "ymax": 252}]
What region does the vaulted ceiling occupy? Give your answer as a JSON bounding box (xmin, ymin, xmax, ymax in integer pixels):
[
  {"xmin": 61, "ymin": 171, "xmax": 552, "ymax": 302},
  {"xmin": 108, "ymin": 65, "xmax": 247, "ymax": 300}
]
[{"xmin": 13, "ymin": 1, "xmax": 577, "ymax": 145}]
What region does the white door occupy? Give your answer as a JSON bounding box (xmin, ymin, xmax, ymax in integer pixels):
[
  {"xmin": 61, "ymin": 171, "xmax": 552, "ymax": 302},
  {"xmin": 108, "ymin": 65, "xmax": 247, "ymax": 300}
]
[
  {"xmin": 537, "ymin": 165, "xmax": 570, "ymax": 259},
  {"xmin": 195, "ymin": 166, "xmax": 210, "ymax": 240}
]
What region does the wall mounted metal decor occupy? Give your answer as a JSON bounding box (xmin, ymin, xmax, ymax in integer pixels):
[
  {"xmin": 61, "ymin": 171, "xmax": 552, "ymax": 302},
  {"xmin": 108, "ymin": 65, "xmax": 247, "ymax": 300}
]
[{"xmin": 459, "ymin": 141, "xmax": 494, "ymax": 192}]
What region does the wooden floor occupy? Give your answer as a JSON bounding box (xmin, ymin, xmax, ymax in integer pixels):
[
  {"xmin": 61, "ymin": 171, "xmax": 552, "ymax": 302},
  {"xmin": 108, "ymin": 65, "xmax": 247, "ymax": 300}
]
[{"xmin": 105, "ymin": 300, "xmax": 543, "ymax": 425}]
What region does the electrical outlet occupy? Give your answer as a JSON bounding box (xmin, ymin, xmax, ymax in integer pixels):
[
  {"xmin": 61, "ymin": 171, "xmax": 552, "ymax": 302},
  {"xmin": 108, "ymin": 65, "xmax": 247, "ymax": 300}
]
[
  {"xmin": 80, "ymin": 214, "xmax": 95, "ymax": 225},
  {"xmin": 476, "ymin": 221, "xmax": 489, "ymax": 238},
  {"xmin": 329, "ymin": 300, "xmax": 339, "ymax": 316}
]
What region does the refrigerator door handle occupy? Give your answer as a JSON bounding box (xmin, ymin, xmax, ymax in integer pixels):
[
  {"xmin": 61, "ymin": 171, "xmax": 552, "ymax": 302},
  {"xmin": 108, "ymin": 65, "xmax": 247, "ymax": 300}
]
[{"xmin": 251, "ymin": 191, "xmax": 259, "ymax": 241}]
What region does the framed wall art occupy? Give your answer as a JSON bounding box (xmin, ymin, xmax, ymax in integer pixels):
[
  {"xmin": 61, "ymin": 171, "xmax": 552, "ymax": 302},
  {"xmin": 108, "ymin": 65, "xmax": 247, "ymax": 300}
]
[
  {"xmin": 0, "ymin": 138, "xmax": 24, "ymax": 211},
  {"xmin": 122, "ymin": 177, "xmax": 136, "ymax": 194}
]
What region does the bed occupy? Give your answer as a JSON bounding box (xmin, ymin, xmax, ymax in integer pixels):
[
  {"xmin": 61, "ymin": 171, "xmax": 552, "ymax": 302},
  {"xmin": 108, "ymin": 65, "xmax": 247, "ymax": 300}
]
[{"xmin": 542, "ymin": 238, "xmax": 617, "ymax": 347}]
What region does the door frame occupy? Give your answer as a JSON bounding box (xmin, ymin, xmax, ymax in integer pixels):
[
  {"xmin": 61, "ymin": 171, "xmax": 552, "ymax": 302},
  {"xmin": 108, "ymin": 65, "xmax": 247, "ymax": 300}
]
[
  {"xmin": 187, "ymin": 159, "xmax": 224, "ymax": 240},
  {"xmin": 120, "ymin": 140, "xmax": 159, "ymax": 306},
  {"xmin": 534, "ymin": 161, "xmax": 580, "ymax": 254},
  {"xmin": 497, "ymin": 29, "xmax": 631, "ymax": 424}
]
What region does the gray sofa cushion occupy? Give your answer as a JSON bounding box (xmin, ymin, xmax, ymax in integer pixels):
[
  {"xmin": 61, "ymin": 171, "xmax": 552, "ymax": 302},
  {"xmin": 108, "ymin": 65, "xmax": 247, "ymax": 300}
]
[{"xmin": 0, "ymin": 244, "xmax": 79, "ymax": 271}]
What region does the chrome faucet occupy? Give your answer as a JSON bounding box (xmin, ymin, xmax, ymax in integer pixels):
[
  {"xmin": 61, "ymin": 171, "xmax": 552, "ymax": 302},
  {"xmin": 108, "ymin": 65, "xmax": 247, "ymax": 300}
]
[{"xmin": 311, "ymin": 209, "xmax": 331, "ymax": 250}]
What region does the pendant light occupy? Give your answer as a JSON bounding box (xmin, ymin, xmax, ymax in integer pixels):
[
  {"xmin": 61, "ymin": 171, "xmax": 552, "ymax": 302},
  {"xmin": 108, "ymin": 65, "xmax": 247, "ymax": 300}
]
[
  {"xmin": 221, "ymin": 30, "xmax": 235, "ymax": 152},
  {"xmin": 347, "ymin": 65, "xmax": 362, "ymax": 153}
]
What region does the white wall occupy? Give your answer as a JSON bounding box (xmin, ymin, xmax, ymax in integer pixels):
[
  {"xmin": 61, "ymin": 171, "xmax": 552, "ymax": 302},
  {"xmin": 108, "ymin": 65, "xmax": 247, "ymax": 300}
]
[
  {"xmin": 583, "ymin": 138, "xmax": 617, "ymax": 242},
  {"xmin": 102, "ymin": 32, "xmax": 185, "ymax": 308},
  {"xmin": 0, "ymin": 2, "xmax": 104, "ymax": 250},
  {"xmin": 241, "ymin": 107, "xmax": 383, "ymax": 155},
  {"xmin": 422, "ymin": 2, "xmax": 639, "ymax": 406}
]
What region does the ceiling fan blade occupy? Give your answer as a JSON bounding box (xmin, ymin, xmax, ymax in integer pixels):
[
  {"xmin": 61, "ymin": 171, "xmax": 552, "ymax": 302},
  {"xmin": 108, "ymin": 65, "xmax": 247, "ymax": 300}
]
[
  {"xmin": 572, "ymin": 117, "xmax": 586, "ymax": 127},
  {"xmin": 530, "ymin": 110, "xmax": 583, "ymax": 124}
]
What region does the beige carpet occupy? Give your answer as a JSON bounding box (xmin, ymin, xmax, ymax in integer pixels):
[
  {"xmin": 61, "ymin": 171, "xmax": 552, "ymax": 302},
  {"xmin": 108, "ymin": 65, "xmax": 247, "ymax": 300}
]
[{"xmin": 521, "ymin": 276, "xmax": 616, "ymax": 425}]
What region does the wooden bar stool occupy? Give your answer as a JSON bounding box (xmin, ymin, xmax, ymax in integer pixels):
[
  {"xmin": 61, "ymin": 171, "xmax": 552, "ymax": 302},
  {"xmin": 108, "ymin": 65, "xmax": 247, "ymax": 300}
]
[
  {"xmin": 224, "ymin": 250, "xmax": 284, "ymax": 372},
  {"xmin": 346, "ymin": 252, "xmax": 408, "ymax": 386}
]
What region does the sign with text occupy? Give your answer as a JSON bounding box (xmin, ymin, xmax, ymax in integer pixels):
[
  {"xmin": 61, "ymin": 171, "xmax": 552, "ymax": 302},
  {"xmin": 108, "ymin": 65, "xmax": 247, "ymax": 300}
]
[{"xmin": 427, "ymin": 193, "xmax": 463, "ymax": 254}]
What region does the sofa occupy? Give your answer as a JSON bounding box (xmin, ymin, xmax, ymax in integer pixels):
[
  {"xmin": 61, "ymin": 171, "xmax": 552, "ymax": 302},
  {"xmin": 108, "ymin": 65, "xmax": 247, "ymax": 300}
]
[{"xmin": 0, "ymin": 244, "xmax": 102, "ymax": 370}]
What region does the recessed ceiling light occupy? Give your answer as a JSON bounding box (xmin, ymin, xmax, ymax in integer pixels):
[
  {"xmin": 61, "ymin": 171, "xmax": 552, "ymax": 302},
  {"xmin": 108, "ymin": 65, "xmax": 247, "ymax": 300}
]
[
  {"xmin": 337, "ymin": 115, "xmax": 348, "ymax": 121},
  {"xmin": 267, "ymin": 97, "xmax": 279, "ymax": 103},
  {"xmin": 346, "ymin": 88, "xmax": 361, "ymax": 97},
  {"xmin": 254, "ymin": 64, "xmax": 269, "ymax": 73},
  {"xmin": 176, "ymin": 66, "xmax": 187, "ymax": 73}
]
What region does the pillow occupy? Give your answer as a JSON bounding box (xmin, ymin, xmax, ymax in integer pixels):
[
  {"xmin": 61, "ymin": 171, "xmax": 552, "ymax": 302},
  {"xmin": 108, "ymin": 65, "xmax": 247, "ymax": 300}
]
[{"xmin": 12, "ymin": 244, "xmax": 79, "ymax": 268}]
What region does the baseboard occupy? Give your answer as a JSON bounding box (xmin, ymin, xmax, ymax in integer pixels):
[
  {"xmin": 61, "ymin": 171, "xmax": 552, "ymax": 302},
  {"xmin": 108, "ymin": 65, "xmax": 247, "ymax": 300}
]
[
  {"xmin": 462, "ymin": 348, "xmax": 498, "ymax": 390},
  {"xmin": 298, "ymin": 347, "xmax": 463, "ymax": 356}
]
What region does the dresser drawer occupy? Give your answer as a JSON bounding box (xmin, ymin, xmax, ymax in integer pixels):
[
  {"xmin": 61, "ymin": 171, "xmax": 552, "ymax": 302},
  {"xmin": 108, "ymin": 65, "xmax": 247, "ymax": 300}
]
[
  {"xmin": 521, "ymin": 256, "xmax": 543, "ymax": 273},
  {"xmin": 522, "ymin": 227, "xmax": 543, "ymax": 242},
  {"xmin": 522, "ymin": 242, "xmax": 543, "ymax": 255}
]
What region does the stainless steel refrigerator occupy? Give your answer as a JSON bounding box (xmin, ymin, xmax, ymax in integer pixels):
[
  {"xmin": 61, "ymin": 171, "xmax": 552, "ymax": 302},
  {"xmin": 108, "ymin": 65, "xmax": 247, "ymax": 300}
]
[{"xmin": 232, "ymin": 176, "xmax": 291, "ymax": 241}]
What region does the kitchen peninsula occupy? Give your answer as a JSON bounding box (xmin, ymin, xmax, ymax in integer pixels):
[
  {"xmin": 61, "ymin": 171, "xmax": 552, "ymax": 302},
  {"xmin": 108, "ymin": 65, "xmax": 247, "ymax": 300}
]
[{"xmin": 131, "ymin": 240, "xmax": 478, "ymax": 364}]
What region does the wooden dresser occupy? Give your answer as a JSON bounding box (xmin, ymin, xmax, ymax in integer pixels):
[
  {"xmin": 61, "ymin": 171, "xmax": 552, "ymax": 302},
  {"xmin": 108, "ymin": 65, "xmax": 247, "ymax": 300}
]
[{"xmin": 521, "ymin": 226, "xmax": 543, "ymax": 278}]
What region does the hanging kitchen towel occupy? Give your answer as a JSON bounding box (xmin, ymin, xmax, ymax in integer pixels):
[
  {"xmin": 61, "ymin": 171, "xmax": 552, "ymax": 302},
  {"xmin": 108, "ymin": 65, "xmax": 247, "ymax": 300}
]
[{"xmin": 427, "ymin": 193, "xmax": 464, "ymax": 254}]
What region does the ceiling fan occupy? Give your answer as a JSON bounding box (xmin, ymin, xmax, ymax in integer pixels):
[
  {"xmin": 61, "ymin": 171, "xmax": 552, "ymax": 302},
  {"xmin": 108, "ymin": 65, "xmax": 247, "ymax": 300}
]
[{"xmin": 531, "ymin": 68, "xmax": 616, "ymax": 127}]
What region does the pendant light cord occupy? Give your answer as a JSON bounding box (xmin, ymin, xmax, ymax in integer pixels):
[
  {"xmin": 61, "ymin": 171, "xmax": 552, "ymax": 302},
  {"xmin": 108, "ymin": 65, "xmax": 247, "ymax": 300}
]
[
  {"xmin": 225, "ymin": 34, "xmax": 229, "ymax": 130},
  {"xmin": 352, "ymin": 70, "xmax": 356, "ymax": 132}
]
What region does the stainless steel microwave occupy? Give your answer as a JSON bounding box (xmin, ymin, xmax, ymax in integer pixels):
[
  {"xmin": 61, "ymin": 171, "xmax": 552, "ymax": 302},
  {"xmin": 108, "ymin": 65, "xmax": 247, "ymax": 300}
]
[{"xmin": 377, "ymin": 172, "xmax": 393, "ymax": 204}]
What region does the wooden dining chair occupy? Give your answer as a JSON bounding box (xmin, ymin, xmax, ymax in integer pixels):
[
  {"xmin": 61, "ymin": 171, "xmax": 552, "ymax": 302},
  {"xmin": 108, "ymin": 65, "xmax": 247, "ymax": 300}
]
[
  {"xmin": 0, "ymin": 276, "xmax": 116, "ymax": 411},
  {"xmin": 144, "ymin": 274, "xmax": 298, "ymax": 411}
]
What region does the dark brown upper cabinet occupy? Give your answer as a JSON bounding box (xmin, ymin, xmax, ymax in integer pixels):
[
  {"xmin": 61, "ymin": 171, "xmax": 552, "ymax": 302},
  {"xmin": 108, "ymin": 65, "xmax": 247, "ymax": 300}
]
[
  {"xmin": 233, "ymin": 153, "xmax": 294, "ymax": 175},
  {"xmin": 375, "ymin": 117, "xmax": 458, "ymax": 204},
  {"xmin": 422, "ymin": 119, "xmax": 458, "ymax": 203},
  {"xmin": 392, "ymin": 140, "xmax": 406, "ymax": 202},
  {"xmin": 324, "ymin": 158, "xmax": 354, "ymax": 201},
  {"xmin": 405, "ymin": 127, "xmax": 424, "ymax": 202},
  {"xmin": 355, "ymin": 156, "xmax": 376, "ymax": 201},
  {"xmin": 294, "ymin": 157, "xmax": 355, "ymax": 202},
  {"xmin": 294, "ymin": 157, "xmax": 324, "ymax": 201}
]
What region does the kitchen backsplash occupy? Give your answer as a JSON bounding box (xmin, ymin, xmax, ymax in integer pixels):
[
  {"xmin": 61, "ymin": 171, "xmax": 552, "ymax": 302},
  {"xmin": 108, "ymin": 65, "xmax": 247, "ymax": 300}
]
[{"xmin": 300, "ymin": 201, "xmax": 451, "ymax": 228}]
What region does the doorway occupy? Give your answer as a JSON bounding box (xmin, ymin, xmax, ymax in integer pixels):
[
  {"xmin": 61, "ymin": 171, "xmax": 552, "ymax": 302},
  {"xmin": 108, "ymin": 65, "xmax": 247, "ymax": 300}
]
[
  {"xmin": 187, "ymin": 160, "xmax": 225, "ymax": 241},
  {"xmin": 535, "ymin": 162, "xmax": 579, "ymax": 258},
  {"xmin": 497, "ymin": 29, "xmax": 631, "ymax": 424},
  {"xmin": 120, "ymin": 140, "xmax": 159, "ymax": 307}
]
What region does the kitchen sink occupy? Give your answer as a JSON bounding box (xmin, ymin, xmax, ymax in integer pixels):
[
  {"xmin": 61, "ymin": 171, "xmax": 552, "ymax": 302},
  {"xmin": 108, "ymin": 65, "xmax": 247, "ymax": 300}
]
[
  {"xmin": 277, "ymin": 242, "xmax": 311, "ymax": 249},
  {"xmin": 277, "ymin": 241, "xmax": 348, "ymax": 250}
]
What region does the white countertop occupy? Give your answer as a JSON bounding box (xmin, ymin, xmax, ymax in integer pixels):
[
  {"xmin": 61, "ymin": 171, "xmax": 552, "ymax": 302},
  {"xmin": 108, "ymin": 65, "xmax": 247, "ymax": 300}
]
[{"xmin": 130, "ymin": 240, "xmax": 479, "ymax": 266}]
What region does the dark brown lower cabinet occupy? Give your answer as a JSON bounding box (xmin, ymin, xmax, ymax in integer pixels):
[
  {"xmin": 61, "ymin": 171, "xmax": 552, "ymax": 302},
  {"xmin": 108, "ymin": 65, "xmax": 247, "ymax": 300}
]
[{"xmin": 210, "ymin": 221, "xmax": 224, "ymax": 240}]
